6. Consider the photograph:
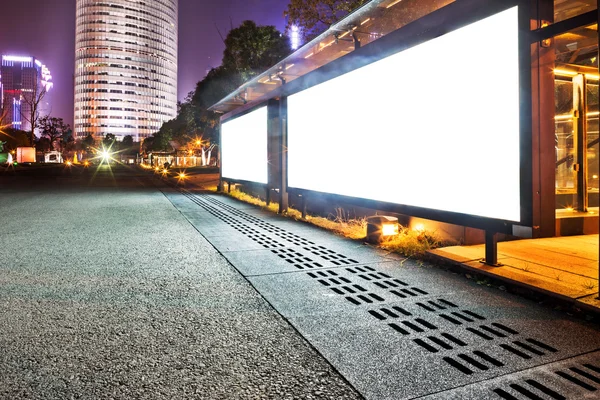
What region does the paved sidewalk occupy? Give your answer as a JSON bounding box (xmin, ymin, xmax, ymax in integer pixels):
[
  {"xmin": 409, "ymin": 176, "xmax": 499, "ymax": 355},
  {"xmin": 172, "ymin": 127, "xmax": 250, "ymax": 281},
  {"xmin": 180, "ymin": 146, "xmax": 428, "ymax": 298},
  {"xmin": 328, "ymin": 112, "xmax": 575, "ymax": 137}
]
[{"xmin": 166, "ymin": 184, "xmax": 600, "ymax": 399}]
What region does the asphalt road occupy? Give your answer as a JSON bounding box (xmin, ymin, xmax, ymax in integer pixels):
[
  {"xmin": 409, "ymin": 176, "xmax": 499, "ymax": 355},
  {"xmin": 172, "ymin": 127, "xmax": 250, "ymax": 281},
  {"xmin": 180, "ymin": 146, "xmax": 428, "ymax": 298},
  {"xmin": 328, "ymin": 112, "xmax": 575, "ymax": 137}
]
[{"xmin": 0, "ymin": 164, "xmax": 361, "ymax": 399}]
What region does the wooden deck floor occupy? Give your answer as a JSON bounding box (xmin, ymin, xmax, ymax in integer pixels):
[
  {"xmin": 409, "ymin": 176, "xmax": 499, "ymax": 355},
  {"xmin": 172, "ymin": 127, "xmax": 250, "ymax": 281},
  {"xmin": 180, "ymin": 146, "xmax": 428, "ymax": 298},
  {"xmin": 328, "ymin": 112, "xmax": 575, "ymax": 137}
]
[{"xmin": 428, "ymin": 234, "xmax": 600, "ymax": 311}]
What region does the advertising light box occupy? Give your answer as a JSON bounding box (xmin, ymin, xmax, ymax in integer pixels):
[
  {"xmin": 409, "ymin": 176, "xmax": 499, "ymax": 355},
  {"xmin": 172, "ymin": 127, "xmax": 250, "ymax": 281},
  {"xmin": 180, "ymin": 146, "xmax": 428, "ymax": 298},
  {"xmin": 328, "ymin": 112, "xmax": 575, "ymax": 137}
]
[
  {"xmin": 221, "ymin": 106, "xmax": 268, "ymax": 184},
  {"xmin": 287, "ymin": 6, "xmax": 521, "ymax": 222}
]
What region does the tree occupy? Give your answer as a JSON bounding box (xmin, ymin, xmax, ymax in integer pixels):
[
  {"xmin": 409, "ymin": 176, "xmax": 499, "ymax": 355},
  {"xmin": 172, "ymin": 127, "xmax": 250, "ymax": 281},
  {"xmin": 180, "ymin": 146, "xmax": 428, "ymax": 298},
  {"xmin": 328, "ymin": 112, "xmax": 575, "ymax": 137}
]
[
  {"xmin": 38, "ymin": 116, "xmax": 70, "ymax": 151},
  {"xmin": 102, "ymin": 133, "xmax": 116, "ymax": 149},
  {"xmin": 122, "ymin": 135, "xmax": 134, "ymax": 149},
  {"xmin": 21, "ymin": 77, "xmax": 49, "ymax": 146},
  {"xmin": 284, "ymin": 0, "xmax": 368, "ymax": 40},
  {"xmin": 0, "ymin": 128, "xmax": 30, "ymax": 151},
  {"xmin": 222, "ymin": 20, "xmax": 292, "ymax": 84},
  {"xmin": 81, "ymin": 133, "xmax": 95, "ymax": 150}
]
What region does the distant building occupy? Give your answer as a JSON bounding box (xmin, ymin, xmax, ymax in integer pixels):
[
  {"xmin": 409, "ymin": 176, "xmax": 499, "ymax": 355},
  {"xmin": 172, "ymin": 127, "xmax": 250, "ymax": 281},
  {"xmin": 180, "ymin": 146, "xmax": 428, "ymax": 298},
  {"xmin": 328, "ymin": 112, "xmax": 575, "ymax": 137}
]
[
  {"xmin": 73, "ymin": 0, "xmax": 179, "ymax": 142},
  {"xmin": 0, "ymin": 55, "xmax": 53, "ymax": 132}
]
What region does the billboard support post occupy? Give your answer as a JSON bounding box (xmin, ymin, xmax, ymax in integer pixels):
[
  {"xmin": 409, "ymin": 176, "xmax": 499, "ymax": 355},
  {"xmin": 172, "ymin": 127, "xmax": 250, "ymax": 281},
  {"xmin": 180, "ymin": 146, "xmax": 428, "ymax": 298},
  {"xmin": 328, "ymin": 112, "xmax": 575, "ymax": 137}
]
[
  {"xmin": 483, "ymin": 231, "xmax": 499, "ymax": 266},
  {"xmin": 279, "ymin": 97, "xmax": 289, "ymax": 214}
]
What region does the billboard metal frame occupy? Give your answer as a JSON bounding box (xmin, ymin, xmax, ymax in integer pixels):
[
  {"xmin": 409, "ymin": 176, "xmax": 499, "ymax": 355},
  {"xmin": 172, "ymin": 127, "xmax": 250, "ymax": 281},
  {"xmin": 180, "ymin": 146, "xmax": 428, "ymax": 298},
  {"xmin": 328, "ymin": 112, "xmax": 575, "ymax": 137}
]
[{"xmin": 277, "ymin": 0, "xmax": 533, "ymax": 236}]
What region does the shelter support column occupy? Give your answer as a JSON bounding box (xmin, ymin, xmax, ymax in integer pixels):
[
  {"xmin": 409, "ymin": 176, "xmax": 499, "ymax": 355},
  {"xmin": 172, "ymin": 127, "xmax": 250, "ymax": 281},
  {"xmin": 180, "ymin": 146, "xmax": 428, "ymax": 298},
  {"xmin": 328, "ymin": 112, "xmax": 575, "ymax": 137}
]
[{"xmin": 530, "ymin": 0, "xmax": 556, "ymax": 238}]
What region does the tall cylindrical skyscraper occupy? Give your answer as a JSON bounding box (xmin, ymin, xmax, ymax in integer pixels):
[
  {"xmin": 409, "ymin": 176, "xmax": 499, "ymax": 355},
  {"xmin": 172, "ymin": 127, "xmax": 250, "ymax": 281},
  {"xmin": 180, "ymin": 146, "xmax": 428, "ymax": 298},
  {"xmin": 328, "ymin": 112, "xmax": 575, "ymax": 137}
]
[{"xmin": 74, "ymin": 0, "xmax": 178, "ymax": 142}]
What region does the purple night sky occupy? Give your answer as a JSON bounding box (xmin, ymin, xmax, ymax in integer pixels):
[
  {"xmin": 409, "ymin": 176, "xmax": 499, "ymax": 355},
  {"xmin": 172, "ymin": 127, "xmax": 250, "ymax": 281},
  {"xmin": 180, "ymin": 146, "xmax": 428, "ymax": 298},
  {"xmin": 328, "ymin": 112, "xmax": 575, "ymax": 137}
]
[{"xmin": 0, "ymin": 0, "xmax": 289, "ymax": 126}]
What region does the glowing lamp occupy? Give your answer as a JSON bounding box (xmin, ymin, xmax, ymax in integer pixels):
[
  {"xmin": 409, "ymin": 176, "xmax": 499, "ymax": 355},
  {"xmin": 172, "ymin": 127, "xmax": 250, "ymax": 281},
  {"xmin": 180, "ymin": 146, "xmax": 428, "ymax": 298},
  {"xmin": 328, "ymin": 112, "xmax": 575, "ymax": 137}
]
[
  {"xmin": 366, "ymin": 216, "xmax": 399, "ymax": 243},
  {"xmin": 178, "ymin": 173, "xmax": 186, "ymax": 179}
]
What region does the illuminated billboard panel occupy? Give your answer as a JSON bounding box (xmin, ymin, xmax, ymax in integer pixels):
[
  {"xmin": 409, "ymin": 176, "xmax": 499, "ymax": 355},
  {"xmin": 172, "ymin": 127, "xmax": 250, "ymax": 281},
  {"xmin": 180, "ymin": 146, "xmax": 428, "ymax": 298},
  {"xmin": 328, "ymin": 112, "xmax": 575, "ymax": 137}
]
[
  {"xmin": 221, "ymin": 106, "xmax": 268, "ymax": 184},
  {"xmin": 287, "ymin": 7, "xmax": 521, "ymax": 222}
]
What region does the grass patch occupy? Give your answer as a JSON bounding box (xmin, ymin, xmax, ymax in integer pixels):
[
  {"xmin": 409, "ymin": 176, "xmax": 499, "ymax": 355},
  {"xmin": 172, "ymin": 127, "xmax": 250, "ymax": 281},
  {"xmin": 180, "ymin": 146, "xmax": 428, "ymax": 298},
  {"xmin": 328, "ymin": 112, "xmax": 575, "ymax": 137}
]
[
  {"xmin": 379, "ymin": 227, "xmax": 441, "ymax": 257},
  {"xmin": 226, "ymin": 189, "xmax": 442, "ymax": 257}
]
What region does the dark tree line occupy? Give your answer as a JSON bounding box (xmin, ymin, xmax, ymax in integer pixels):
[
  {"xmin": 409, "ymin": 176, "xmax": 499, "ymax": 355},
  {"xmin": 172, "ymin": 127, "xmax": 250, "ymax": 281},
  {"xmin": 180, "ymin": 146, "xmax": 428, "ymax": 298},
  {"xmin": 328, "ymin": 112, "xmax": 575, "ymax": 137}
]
[{"xmin": 146, "ymin": 1, "xmax": 363, "ymax": 152}]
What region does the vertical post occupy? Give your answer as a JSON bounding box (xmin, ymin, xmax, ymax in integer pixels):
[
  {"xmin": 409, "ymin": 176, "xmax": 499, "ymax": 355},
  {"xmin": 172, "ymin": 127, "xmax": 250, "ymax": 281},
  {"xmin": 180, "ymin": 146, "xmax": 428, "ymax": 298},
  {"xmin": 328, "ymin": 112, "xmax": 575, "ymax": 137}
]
[
  {"xmin": 573, "ymin": 74, "xmax": 588, "ymax": 212},
  {"xmin": 266, "ymin": 187, "xmax": 271, "ymax": 206},
  {"xmin": 227, "ymin": 181, "xmax": 231, "ymax": 193},
  {"xmin": 301, "ymin": 195, "xmax": 307, "ymax": 219},
  {"xmin": 596, "ymin": 0, "xmax": 600, "ymax": 300},
  {"xmin": 484, "ymin": 231, "xmax": 498, "ymax": 266},
  {"xmin": 279, "ymin": 97, "xmax": 289, "ymax": 213}
]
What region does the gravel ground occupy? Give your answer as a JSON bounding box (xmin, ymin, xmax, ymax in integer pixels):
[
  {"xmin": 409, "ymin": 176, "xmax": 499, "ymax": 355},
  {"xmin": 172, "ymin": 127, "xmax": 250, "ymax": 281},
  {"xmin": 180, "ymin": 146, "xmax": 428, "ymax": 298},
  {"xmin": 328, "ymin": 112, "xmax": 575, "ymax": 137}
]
[{"xmin": 0, "ymin": 166, "xmax": 362, "ymax": 399}]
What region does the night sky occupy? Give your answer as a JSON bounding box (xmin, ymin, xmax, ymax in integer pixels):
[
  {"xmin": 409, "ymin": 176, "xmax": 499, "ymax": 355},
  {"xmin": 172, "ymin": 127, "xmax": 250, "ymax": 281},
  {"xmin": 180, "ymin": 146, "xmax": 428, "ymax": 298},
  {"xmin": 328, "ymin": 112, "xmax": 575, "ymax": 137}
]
[{"xmin": 0, "ymin": 0, "xmax": 289, "ymax": 126}]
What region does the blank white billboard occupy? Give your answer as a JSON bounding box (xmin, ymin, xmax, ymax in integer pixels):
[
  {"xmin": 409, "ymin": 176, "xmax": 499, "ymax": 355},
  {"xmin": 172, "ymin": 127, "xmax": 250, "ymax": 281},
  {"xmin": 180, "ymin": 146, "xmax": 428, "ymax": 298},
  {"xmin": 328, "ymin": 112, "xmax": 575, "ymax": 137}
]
[
  {"xmin": 221, "ymin": 106, "xmax": 268, "ymax": 184},
  {"xmin": 287, "ymin": 6, "xmax": 521, "ymax": 222}
]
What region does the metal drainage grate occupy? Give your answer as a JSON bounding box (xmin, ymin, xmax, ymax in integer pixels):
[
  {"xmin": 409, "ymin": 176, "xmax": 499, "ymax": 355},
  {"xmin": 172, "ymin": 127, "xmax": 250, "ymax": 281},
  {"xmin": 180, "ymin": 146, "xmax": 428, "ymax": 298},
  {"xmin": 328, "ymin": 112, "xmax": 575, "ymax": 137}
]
[
  {"xmin": 368, "ymin": 306, "xmax": 412, "ymax": 320},
  {"xmin": 303, "ymin": 245, "xmax": 359, "ymax": 265},
  {"xmin": 492, "ymin": 363, "xmax": 600, "ymax": 399},
  {"xmin": 499, "ymin": 339, "xmax": 557, "ymax": 360},
  {"xmin": 270, "ymin": 248, "xmax": 323, "ymax": 270},
  {"xmin": 443, "ymin": 351, "xmax": 504, "ymax": 375},
  {"xmin": 246, "ymin": 232, "xmax": 285, "ymax": 249}
]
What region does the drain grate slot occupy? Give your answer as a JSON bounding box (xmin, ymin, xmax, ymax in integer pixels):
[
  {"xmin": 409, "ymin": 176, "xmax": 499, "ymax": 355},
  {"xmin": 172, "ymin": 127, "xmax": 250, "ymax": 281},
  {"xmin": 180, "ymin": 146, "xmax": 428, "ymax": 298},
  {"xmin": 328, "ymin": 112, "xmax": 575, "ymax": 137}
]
[
  {"xmin": 500, "ymin": 344, "xmax": 532, "ymax": 359},
  {"xmin": 509, "ymin": 384, "xmax": 544, "ymax": 400},
  {"xmin": 414, "ymin": 339, "xmax": 438, "ymax": 353},
  {"xmin": 473, "ymin": 350, "xmax": 504, "ymax": 367},
  {"xmin": 526, "ymin": 338, "xmax": 557, "ymax": 353},
  {"xmin": 525, "ymin": 379, "xmax": 565, "ymax": 400},
  {"xmin": 462, "ymin": 310, "xmax": 486, "ymax": 320},
  {"xmin": 440, "ymin": 314, "xmax": 462, "ymax": 325},
  {"xmin": 513, "ymin": 341, "xmax": 545, "ymax": 356},
  {"xmin": 444, "ymin": 357, "xmax": 473, "ymax": 375},
  {"xmin": 492, "ymin": 323, "xmax": 518, "ymax": 334},
  {"xmin": 389, "ymin": 323, "xmax": 409, "ymax": 335},
  {"xmin": 466, "ymin": 327, "xmax": 493, "ymax": 340},
  {"xmin": 389, "ymin": 290, "xmax": 406, "ymax": 298},
  {"xmin": 331, "ymin": 288, "xmax": 345, "ymax": 295},
  {"xmin": 438, "ymin": 299, "xmax": 458, "ymax": 307},
  {"xmin": 357, "ymin": 295, "xmax": 374, "ymax": 303},
  {"xmin": 428, "ymin": 301, "xmax": 446, "ymax": 309},
  {"xmin": 369, "ymin": 293, "xmax": 385, "ymax": 302},
  {"xmin": 428, "ymin": 336, "xmax": 453, "ymax": 350},
  {"xmin": 415, "ymin": 318, "xmax": 437, "ymax": 330},
  {"xmin": 556, "ymin": 371, "xmax": 597, "ymax": 391},
  {"xmin": 368, "ymin": 310, "xmax": 386, "ymax": 320},
  {"xmin": 317, "ymin": 279, "xmax": 330, "ymax": 287},
  {"xmin": 402, "ymin": 321, "xmax": 424, "ymax": 333},
  {"xmin": 346, "ymin": 297, "xmax": 361, "ymax": 305},
  {"xmin": 479, "ymin": 325, "xmax": 507, "ymax": 338},
  {"xmin": 416, "ymin": 303, "xmax": 435, "ymax": 312},
  {"xmin": 570, "ymin": 367, "xmax": 600, "ymax": 385},
  {"xmin": 451, "ymin": 312, "xmax": 474, "ymax": 322},
  {"xmin": 493, "ymin": 388, "xmax": 519, "ymax": 400},
  {"xmin": 585, "ymin": 364, "xmax": 600, "ymax": 373},
  {"xmin": 380, "ymin": 308, "xmax": 398, "ymax": 318},
  {"xmin": 441, "ymin": 333, "xmax": 467, "ymax": 347},
  {"xmin": 458, "ymin": 354, "xmax": 488, "ymax": 371},
  {"xmin": 392, "ymin": 306, "xmax": 412, "ymax": 316}
]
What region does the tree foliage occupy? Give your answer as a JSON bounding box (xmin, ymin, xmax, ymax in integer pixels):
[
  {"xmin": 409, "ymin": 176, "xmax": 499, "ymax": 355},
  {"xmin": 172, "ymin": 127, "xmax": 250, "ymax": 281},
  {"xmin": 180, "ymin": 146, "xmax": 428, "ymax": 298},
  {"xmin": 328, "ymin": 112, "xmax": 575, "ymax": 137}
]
[
  {"xmin": 148, "ymin": 20, "xmax": 291, "ymax": 154},
  {"xmin": 0, "ymin": 128, "xmax": 30, "ymax": 151},
  {"xmin": 284, "ymin": 0, "xmax": 368, "ymax": 40},
  {"xmin": 222, "ymin": 20, "xmax": 291, "ymax": 84},
  {"xmin": 82, "ymin": 133, "xmax": 95, "ymax": 150},
  {"xmin": 38, "ymin": 116, "xmax": 71, "ymax": 151}
]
